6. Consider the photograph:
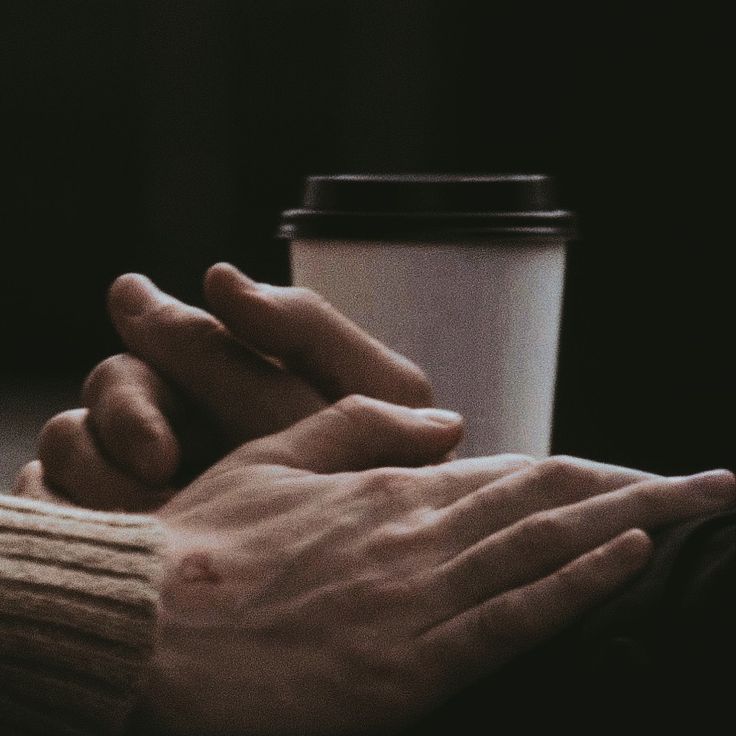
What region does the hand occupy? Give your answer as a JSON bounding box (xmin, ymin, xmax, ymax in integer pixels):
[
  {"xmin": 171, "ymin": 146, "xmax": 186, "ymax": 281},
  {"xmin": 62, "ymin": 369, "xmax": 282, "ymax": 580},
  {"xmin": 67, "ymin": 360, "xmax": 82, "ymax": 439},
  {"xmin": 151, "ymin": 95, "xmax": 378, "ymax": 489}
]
[
  {"xmin": 136, "ymin": 396, "xmax": 736, "ymax": 735},
  {"xmin": 14, "ymin": 264, "xmax": 434, "ymax": 509}
]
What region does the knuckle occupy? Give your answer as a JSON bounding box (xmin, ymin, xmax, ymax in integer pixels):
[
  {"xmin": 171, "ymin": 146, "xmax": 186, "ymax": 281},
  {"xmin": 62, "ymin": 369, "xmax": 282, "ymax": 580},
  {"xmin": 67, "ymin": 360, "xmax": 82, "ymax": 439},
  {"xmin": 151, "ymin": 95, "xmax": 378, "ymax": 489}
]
[
  {"xmin": 360, "ymin": 468, "xmax": 419, "ymax": 509},
  {"xmin": 426, "ymin": 463, "xmax": 483, "ymax": 506},
  {"xmin": 499, "ymin": 453, "xmax": 537, "ymax": 468},
  {"xmin": 39, "ymin": 409, "xmax": 85, "ymax": 448},
  {"xmin": 333, "ymin": 393, "xmax": 377, "ymax": 420},
  {"xmin": 629, "ymin": 483, "xmax": 669, "ymax": 517},
  {"xmin": 488, "ymin": 453, "xmax": 538, "ymax": 477},
  {"xmin": 363, "ymin": 466, "xmax": 416, "ymax": 493},
  {"xmin": 427, "ymin": 463, "xmax": 465, "ymax": 491},
  {"xmin": 99, "ymin": 390, "xmax": 162, "ymax": 442},
  {"xmin": 38, "ymin": 410, "xmax": 87, "ymax": 469},
  {"xmin": 82, "ymin": 354, "xmax": 130, "ymax": 402},
  {"xmin": 534, "ymin": 455, "xmax": 587, "ymax": 488},
  {"xmin": 12, "ymin": 461, "xmax": 41, "ymax": 496},
  {"xmin": 11, "ymin": 461, "xmax": 66, "ymax": 505}
]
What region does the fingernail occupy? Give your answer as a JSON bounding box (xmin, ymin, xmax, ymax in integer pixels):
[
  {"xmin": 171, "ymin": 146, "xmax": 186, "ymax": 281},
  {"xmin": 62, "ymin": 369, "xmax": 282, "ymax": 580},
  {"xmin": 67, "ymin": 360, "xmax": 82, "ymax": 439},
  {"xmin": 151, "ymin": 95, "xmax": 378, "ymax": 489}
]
[
  {"xmin": 414, "ymin": 408, "xmax": 463, "ymax": 426},
  {"xmin": 109, "ymin": 274, "xmax": 159, "ymax": 317}
]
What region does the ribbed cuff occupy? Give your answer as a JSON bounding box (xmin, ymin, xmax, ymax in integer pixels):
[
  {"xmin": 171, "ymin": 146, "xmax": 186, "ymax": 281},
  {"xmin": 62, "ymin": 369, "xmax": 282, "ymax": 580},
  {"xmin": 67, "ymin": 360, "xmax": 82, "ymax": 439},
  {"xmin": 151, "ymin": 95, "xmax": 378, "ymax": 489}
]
[{"xmin": 0, "ymin": 495, "xmax": 165, "ymax": 735}]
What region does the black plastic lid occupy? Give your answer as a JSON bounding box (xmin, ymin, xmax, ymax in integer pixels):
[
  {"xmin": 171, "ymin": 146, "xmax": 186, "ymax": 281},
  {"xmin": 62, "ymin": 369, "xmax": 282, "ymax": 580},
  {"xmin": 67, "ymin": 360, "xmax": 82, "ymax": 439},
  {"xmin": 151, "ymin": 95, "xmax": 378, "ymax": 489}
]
[{"xmin": 278, "ymin": 174, "xmax": 576, "ymax": 242}]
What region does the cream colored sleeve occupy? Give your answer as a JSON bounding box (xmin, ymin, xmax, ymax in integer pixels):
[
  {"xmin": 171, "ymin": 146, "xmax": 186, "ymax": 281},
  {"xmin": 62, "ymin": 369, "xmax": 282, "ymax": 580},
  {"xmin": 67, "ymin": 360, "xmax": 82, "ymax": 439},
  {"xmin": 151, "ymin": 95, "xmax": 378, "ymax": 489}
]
[{"xmin": 0, "ymin": 494, "xmax": 165, "ymax": 735}]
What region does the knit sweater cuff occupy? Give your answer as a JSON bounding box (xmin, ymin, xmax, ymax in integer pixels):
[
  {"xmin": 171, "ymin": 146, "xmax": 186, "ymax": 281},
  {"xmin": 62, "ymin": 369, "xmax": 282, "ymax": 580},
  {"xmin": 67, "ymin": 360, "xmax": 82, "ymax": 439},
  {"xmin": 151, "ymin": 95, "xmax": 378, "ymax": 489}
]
[{"xmin": 0, "ymin": 495, "xmax": 165, "ymax": 735}]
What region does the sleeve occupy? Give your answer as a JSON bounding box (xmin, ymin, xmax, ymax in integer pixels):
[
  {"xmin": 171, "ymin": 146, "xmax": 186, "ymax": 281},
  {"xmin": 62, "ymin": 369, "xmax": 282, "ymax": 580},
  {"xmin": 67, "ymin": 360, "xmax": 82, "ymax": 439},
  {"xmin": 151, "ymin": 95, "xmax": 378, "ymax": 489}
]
[{"xmin": 0, "ymin": 494, "xmax": 165, "ymax": 735}]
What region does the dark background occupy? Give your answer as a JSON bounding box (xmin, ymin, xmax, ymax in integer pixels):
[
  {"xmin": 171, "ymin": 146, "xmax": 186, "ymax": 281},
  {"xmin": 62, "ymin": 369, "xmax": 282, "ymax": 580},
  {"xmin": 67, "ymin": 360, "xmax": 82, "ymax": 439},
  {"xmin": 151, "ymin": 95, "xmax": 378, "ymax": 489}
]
[{"xmin": 1, "ymin": 1, "xmax": 732, "ymax": 475}]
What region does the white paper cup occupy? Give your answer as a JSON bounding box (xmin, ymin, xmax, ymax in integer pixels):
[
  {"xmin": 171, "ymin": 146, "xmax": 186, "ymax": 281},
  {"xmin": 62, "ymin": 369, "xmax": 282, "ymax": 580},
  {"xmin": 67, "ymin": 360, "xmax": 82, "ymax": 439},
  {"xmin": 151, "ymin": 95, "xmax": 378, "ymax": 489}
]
[{"xmin": 279, "ymin": 174, "xmax": 575, "ymax": 459}]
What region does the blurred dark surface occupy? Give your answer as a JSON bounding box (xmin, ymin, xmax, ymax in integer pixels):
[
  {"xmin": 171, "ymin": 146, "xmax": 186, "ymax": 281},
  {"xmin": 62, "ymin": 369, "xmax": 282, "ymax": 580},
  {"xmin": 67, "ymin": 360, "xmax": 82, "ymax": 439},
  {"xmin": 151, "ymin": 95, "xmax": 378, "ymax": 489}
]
[{"xmin": 1, "ymin": 1, "xmax": 732, "ymax": 475}]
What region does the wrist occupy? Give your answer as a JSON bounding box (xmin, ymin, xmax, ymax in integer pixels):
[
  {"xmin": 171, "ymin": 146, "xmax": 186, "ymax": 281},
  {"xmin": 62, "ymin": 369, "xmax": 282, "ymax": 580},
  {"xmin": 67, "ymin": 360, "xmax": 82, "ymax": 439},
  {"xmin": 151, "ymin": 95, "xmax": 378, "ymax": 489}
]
[
  {"xmin": 130, "ymin": 520, "xmax": 221, "ymax": 735},
  {"xmin": 129, "ymin": 519, "xmax": 182, "ymax": 735}
]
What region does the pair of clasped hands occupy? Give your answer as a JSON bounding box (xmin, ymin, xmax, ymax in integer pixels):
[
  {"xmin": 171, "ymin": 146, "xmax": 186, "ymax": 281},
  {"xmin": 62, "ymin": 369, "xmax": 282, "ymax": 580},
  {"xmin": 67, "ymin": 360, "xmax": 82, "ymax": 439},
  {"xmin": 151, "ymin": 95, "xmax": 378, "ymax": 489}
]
[{"xmin": 14, "ymin": 263, "xmax": 736, "ymax": 735}]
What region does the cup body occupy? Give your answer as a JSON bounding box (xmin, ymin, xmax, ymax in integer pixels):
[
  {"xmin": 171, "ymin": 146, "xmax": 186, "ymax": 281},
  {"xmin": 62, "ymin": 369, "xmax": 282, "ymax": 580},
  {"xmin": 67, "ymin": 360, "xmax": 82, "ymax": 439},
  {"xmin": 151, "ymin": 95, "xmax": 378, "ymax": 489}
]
[
  {"xmin": 290, "ymin": 237, "xmax": 567, "ymax": 458},
  {"xmin": 281, "ymin": 173, "xmax": 574, "ymax": 459}
]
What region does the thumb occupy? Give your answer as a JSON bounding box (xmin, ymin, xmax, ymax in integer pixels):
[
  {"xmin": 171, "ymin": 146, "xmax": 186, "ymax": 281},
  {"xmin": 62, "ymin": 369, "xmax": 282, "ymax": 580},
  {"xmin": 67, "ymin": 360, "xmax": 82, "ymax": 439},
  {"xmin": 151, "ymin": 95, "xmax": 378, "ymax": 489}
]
[{"xmin": 233, "ymin": 395, "xmax": 464, "ymax": 473}]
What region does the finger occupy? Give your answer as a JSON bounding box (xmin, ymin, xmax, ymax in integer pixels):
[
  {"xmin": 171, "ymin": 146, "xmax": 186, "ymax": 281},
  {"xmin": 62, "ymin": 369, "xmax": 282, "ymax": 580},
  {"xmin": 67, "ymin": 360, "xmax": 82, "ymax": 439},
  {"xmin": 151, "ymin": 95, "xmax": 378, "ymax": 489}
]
[
  {"xmin": 232, "ymin": 395, "xmax": 464, "ymax": 473},
  {"xmin": 431, "ymin": 469, "xmax": 735, "ymax": 618},
  {"xmin": 421, "ymin": 529, "xmax": 653, "ymax": 688},
  {"xmin": 38, "ymin": 409, "xmax": 172, "ymax": 511},
  {"xmin": 204, "ymin": 263, "xmax": 434, "ymax": 406},
  {"xmin": 437, "ymin": 455, "xmax": 658, "ymax": 546},
  {"xmin": 82, "ymin": 354, "xmax": 181, "ymax": 486},
  {"xmin": 107, "ymin": 273, "xmax": 326, "ymax": 443},
  {"xmin": 11, "ymin": 461, "xmax": 75, "ymax": 507}
]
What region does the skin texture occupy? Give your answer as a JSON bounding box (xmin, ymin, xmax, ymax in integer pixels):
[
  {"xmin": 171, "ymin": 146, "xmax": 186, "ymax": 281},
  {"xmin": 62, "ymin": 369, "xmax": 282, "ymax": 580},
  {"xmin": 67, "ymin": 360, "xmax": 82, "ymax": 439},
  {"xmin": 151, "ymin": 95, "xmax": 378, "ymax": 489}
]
[
  {"xmin": 142, "ymin": 398, "xmax": 735, "ymax": 735},
  {"xmin": 13, "ymin": 264, "xmax": 736, "ymax": 734},
  {"xmin": 15, "ymin": 264, "xmax": 435, "ymax": 509}
]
